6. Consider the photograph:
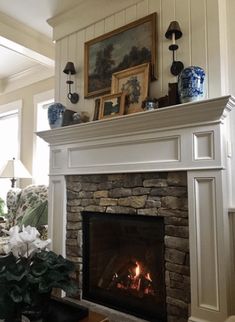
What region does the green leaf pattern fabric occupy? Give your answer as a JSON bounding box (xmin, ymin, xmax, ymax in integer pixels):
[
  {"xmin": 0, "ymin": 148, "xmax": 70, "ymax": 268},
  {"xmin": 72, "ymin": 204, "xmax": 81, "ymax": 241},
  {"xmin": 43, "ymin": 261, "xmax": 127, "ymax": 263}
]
[{"xmin": 6, "ymin": 185, "xmax": 48, "ymax": 228}]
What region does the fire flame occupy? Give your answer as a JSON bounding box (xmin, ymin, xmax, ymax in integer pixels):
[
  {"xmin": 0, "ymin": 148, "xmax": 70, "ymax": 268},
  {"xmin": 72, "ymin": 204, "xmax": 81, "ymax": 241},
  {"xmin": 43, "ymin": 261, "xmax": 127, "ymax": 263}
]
[
  {"xmin": 146, "ymin": 273, "xmax": 152, "ymax": 282},
  {"xmin": 135, "ymin": 262, "xmax": 140, "ymax": 277},
  {"xmin": 110, "ymin": 260, "xmax": 155, "ymax": 296}
]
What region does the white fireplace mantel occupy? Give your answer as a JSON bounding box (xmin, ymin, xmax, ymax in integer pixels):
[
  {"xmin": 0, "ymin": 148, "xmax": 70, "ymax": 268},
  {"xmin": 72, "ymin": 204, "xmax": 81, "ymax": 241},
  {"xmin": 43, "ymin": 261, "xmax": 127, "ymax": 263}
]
[{"xmin": 38, "ymin": 96, "xmax": 235, "ymax": 322}]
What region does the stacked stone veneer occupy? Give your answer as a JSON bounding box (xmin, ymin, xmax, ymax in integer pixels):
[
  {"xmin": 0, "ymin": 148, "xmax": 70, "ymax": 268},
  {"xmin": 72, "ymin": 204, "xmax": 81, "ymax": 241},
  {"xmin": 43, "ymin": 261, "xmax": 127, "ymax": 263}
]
[{"xmin": 66, "ymin": 172, "xmax": 190, "ymax": 322}]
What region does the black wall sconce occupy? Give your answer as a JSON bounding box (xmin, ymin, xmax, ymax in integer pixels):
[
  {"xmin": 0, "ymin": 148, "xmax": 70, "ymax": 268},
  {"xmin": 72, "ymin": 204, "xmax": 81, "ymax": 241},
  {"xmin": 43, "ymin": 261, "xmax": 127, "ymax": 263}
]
[
  {"xmin": 165, "ymin": 21, "xmax": 184, "ymax": 76},
  {"xmin": 63, "ymin": 62, "xmax": 79, "ymax": 104}
]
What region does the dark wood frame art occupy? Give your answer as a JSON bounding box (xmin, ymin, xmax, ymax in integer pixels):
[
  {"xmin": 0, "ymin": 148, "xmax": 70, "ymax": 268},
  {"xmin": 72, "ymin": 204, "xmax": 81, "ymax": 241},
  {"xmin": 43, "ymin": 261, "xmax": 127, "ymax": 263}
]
[{"xmin": 84, "ymin": 13, "xmax": 157, "ymax": 98}]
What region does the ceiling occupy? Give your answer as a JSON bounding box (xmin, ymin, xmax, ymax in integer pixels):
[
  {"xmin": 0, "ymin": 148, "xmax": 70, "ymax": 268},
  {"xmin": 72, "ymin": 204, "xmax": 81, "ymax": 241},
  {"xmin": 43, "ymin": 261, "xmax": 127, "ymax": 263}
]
[{"xmin": 0, "ymin": 0, "xmax": 83, "ymax": 93}]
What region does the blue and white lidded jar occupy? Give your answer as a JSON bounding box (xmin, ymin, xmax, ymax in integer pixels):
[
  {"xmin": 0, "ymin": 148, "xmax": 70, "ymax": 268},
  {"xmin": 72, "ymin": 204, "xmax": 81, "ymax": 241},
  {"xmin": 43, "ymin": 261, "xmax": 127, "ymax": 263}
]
[
  {"xmin": 47, "ymin": 103, "xmax": 65, "ymax": 129},
  {"xmin": 178, "ymin": 66, "xmax": 205, "ymax": 103}
]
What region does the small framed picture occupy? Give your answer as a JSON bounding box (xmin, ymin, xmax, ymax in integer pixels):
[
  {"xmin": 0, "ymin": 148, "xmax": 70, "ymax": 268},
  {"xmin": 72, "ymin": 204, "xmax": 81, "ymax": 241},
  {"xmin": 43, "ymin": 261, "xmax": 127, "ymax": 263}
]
[
  {"xmin": 111, "ymin": 63, "xmax": 150, "ymax": 114},
  {"xmin": 99, "ymin": 92, "xmax": 125, "ymax": 120},
  {"xmin": 93, "ymin": 98, "xmax": 101, "ymax": 121}
]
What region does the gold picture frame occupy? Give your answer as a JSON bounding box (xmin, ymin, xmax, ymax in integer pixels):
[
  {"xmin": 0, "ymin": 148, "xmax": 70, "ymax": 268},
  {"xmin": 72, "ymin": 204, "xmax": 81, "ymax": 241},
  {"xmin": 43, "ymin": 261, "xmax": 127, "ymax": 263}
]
[
  {"xmin": 111, "ymin": 63, "xmax": 150, "ymax": 114},
  {"xmin": 99, "ymin": 92, "xmax": 125, "ymax": 120},
  {"xmin": 84, "ymin": 13, "xmax": 157, "ymax": 98}
]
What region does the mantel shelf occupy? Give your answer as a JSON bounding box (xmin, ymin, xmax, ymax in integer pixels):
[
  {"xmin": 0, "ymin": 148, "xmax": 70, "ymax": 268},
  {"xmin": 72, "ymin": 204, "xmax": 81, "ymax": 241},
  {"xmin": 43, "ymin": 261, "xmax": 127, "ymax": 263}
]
[{"xmin": 37, "ymin": 95, "xmax": 235, "ymax": 146}]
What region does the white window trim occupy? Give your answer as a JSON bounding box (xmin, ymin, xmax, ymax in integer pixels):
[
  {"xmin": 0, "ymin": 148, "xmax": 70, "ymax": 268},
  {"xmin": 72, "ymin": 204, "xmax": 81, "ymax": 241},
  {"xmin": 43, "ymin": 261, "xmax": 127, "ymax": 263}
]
[
  {"xmin": 0, "ymin": 100, "xmax": 22, "ymax": 160},
  {"xmin": 33, "ymin": 90, "xmax": 54, "ymax": 184}
]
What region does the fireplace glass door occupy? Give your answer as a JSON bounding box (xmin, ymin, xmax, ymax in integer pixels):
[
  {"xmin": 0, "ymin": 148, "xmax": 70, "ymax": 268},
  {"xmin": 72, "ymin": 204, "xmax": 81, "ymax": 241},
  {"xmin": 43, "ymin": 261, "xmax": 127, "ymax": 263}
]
[{"xmin": 82, "ymin": 212, "xmax": 166, "ymax": 322}]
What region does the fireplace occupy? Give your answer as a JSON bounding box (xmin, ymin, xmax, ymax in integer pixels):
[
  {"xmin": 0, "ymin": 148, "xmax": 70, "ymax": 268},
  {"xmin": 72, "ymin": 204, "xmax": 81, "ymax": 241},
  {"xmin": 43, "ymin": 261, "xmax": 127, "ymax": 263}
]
[
  {"xmin": 66, "ymin": 171, "xmax": 190, "ymax": 322},
  {"xmin": 82, "ymin": 211, "xmax": 166, "ymax": 321},
  {"xmin": 38, "ymin": 96, "xmax": 235, "ymax": 322}
]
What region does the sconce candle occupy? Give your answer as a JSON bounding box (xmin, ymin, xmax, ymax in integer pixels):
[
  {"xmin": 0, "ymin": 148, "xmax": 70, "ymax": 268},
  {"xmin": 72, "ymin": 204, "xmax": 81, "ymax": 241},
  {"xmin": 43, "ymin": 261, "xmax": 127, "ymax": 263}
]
[
  {"xmin": 63, "ymin": 62, "xmax": 79, "ymax": 104},
  {"xmin": 172, "ymin": 32, "xmax": 175, "ymax": 45},
  {"xmin": 165, "ymin": 21, "xmax": 184, "ymax": 76}
]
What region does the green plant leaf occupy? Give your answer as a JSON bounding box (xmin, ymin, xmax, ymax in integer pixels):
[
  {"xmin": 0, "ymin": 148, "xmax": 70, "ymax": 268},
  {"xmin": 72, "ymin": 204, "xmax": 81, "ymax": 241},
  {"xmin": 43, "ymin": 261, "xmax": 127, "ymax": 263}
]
[
  {"xmin": 6, "ymin": 259, "xmax": 28, "ymax": 281},
  {"xmin": 9, "ymin": 285, "xmax": 23, "ymax": 303},
  {"xmin": 31, "ymin": 261, "xmax": 48, "ymax": 276}
]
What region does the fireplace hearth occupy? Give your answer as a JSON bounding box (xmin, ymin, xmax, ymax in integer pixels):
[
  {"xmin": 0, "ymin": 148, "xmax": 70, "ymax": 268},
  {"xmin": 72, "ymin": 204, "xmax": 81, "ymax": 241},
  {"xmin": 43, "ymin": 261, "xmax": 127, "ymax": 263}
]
[{"xmin": 82, "ymin": 212, "xmax": 166, "ymax": 321}]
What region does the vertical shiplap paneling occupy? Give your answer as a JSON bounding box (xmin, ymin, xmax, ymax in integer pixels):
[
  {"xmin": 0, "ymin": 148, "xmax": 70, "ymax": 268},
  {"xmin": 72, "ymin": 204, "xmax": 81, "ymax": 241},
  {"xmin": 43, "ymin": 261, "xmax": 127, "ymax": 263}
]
[
  {"xmin": 84, "ymin": 24, "xmax": 96, "ymax": 115},
  {"xmin": 206, "ymin": 0, "xmax": 221, "ymax": 98},
  {"xmin": 175, "ymin": 0, "xmax": 191, "ymax": 69},
  {"xmin": 114, "ymin": 10, "xmax": 126, "ymax": 28},
  {"xmin": 56, "ymin": 0, "xmax": 223, "ymax": 118},
  {"xmin": 136, "ymin": 0, "xmax": 148, "ymax": 18},
  {"xmin": 85, "ymin": 24, "xmax": 95, "ymax": 41},
  {"xmin": 161, "ymin": 0, "xmax": 177, "ymax": 94},
  {"xmin": 125, "ymin": 4, "xmax": 137, "ymax": 23},
  {"xmin": 148, "ymin": 0, "xmax": 163, "ymax": 97},
  {"xmin": 76, "ymin": 30, "xmax": 86, "ymax": 110},
  {"xmin": 54, "ymin": 41, "xmax": 61, "ymax": 102},
  {"xmin": 59, "ymin": 37, "xmax": 69, "ymax": 106},
  {"xmin": 94, "ymin": 20, "xmax": 105, "ymax": 37},
  {"xmin": 190, "ymin": 0, "xmax": 208, "ymax": 98},
  {"xmin": 104, "ymin": 15, "xmax": 115, "ymax": 33}
]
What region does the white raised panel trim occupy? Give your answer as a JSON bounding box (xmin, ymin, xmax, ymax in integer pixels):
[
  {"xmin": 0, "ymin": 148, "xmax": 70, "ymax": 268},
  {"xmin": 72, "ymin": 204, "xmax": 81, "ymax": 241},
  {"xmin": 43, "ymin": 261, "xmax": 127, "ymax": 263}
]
[
  {"xmin": 188, "ymin": 170, "xmax": 230, "ymax": 322},
  {"xmin": 51, "ymin": 149, "xmax": 64, "ymax": 170},
  {"xmin": 193, "ymin": 131, "xmax": 214, "ymax": 160},
  {"xmin": 194, "ymin": 177, "xmax": 219, "ymax": 310},
  {"xmin": 48, "ymin": 176, "xmax": 66, "ymax": 256},
  {"xmin": 68, "ymin": 135, "xmax": 180, "ymax": 169},
  {"xmin": 229, "ymin": 211, "xmax": 235, "ymax": 312}
]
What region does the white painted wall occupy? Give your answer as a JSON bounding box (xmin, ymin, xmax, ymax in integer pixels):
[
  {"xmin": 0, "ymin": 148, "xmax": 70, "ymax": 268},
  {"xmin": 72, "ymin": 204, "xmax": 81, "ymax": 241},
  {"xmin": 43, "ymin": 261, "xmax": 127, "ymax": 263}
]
[
  {"xmin": 50, "ymin": 0, "xmax": 223, "ymax": 119},
  {"xmin": 0, "ymin": 77, "xmax": 54, "ymax": 188}
]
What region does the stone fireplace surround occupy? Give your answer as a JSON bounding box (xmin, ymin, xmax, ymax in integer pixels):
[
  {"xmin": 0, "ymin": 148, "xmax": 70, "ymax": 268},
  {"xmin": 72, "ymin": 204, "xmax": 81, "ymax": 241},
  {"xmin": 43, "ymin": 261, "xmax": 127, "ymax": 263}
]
[
  {"xmin": 38, "ymin": 96, "xmax": 235, "ymax": 322},
  {"xmin": 66, "ymin": 171, "xmax": 190, "ymax": 322}
]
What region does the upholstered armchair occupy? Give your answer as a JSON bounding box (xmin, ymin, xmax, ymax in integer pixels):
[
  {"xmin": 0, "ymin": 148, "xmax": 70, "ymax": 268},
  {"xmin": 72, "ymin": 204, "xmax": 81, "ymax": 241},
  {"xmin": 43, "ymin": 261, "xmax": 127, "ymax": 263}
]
[{"xmin": 6, "ymin": 184, "xmax": 48, "ymax": 228}]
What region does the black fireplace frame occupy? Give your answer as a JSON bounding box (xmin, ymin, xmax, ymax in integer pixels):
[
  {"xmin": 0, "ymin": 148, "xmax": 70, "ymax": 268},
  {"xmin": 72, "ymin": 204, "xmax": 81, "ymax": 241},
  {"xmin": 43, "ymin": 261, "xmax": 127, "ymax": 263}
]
[{"xmin": 82, "ymin": 211, "xmax": 167, "ymax": 322}]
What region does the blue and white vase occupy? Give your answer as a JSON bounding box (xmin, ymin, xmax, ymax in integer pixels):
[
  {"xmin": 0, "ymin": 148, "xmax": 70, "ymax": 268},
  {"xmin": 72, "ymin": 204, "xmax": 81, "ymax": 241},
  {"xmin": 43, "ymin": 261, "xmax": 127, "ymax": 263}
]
[
  {"xmin": 178, "ymin": 66, "xmax": 205, "ymax": 103},
  {"xmin": 47, "ymin": 103, "xmax": 65, "ymax": 129}
]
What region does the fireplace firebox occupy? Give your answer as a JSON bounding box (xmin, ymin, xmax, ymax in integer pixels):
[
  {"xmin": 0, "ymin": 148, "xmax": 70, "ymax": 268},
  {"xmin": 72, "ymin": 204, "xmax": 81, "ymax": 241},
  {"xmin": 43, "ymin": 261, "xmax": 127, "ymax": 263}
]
[{"xmin": 82, "ymin": 211, "xmax": 166, "ymax": 322}]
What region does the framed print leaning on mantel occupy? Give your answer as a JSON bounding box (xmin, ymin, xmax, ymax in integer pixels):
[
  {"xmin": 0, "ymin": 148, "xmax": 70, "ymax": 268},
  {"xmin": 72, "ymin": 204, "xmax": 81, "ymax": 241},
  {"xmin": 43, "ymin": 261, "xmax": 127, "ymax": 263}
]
[
  {"xmin": 84, "ymin": 13, "xmax": 157, "ymax": 98},
  {"xmin": 98, "ymin": 92, "xmax": 125, "ymax": 120},
  {"xmin": 111, "ymin": 63, "xmax": 150, "ymax": 115}
]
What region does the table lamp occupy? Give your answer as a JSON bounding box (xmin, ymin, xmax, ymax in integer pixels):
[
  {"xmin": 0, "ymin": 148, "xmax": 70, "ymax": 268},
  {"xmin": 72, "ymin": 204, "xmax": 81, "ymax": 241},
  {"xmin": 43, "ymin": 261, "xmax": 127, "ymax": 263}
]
[{"xmin": 0, "ymin": 157, "xmax": 31, "ymax": 188}]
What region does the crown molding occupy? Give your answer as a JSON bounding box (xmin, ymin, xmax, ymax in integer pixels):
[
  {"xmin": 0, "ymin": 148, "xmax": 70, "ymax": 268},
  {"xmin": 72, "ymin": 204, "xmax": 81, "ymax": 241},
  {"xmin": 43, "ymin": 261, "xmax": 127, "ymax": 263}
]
[
  {"xmin": 0, "ymin": 12, "xmax": 54, "ymax": 61},
  {"xmin": 47, "ymin": 0, "xmax": 142, "ymax": 41},
  {"xmin": 0, "ymin": 65, "xmax": 54, "ymax": 94}
]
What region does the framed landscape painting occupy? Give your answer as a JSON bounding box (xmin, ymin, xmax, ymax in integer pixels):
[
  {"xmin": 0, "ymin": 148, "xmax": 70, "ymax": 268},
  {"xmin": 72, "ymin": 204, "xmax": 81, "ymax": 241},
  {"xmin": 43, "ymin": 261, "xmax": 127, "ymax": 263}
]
[{"xmin": 84, "ymin": 13, "xmax": 156, "ymax": 98}]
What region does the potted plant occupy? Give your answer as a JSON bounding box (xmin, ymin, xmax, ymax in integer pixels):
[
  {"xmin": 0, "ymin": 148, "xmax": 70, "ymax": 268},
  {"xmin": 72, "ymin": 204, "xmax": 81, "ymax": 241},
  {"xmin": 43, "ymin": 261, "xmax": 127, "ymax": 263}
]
[{"xmin": 0, "ymin": 225, "xmax": 77, "ymax": 322}]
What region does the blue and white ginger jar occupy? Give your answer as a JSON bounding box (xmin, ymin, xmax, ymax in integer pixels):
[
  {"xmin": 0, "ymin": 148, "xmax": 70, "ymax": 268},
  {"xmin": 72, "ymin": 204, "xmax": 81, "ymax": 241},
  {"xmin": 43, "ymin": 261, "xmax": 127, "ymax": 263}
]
[
  {"xmin": 178, "ymin": 66, "xmax": 205, "ymax": 103},
  {"xmin": 48, "ymin": 103, "xmax": 65, "ymax": 129}
]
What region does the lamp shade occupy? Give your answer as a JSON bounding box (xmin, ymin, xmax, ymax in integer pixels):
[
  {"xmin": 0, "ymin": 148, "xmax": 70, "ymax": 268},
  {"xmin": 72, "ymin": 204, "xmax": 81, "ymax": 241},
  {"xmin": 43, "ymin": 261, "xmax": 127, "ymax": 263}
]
[
  {"xmin": 0, "ymin": 158, "xmax": 31, "ymax": 179},
  {"xmin": 165, "ymin": 21, "xmax": 182, "ymax": 40},
  {"xmin": 63, "ymin": 62, "xmax": 76, "ymax": 75}
]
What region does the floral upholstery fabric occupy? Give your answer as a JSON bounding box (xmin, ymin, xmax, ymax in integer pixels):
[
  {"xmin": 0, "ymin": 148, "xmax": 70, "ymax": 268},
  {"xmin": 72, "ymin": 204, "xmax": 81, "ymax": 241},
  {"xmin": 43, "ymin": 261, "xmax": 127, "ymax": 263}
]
[
  {"xmin": 6, "ymin": 188, "xmax": 22, "ymax": 214},
  {"xmin": 7, "ymin": 185, "xmax": 48, "ymax": 225}
]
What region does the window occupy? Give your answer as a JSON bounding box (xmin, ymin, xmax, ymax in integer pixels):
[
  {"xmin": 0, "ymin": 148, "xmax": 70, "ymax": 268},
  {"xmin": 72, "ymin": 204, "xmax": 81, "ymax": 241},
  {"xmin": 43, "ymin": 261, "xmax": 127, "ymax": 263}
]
[
  {"xmin": 0, "ymin": 101, "xmax": 21, "ymax": 208},
  {"xmin": 33, "ymin": 90, "xmax": 54, "ymax": 185}
]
